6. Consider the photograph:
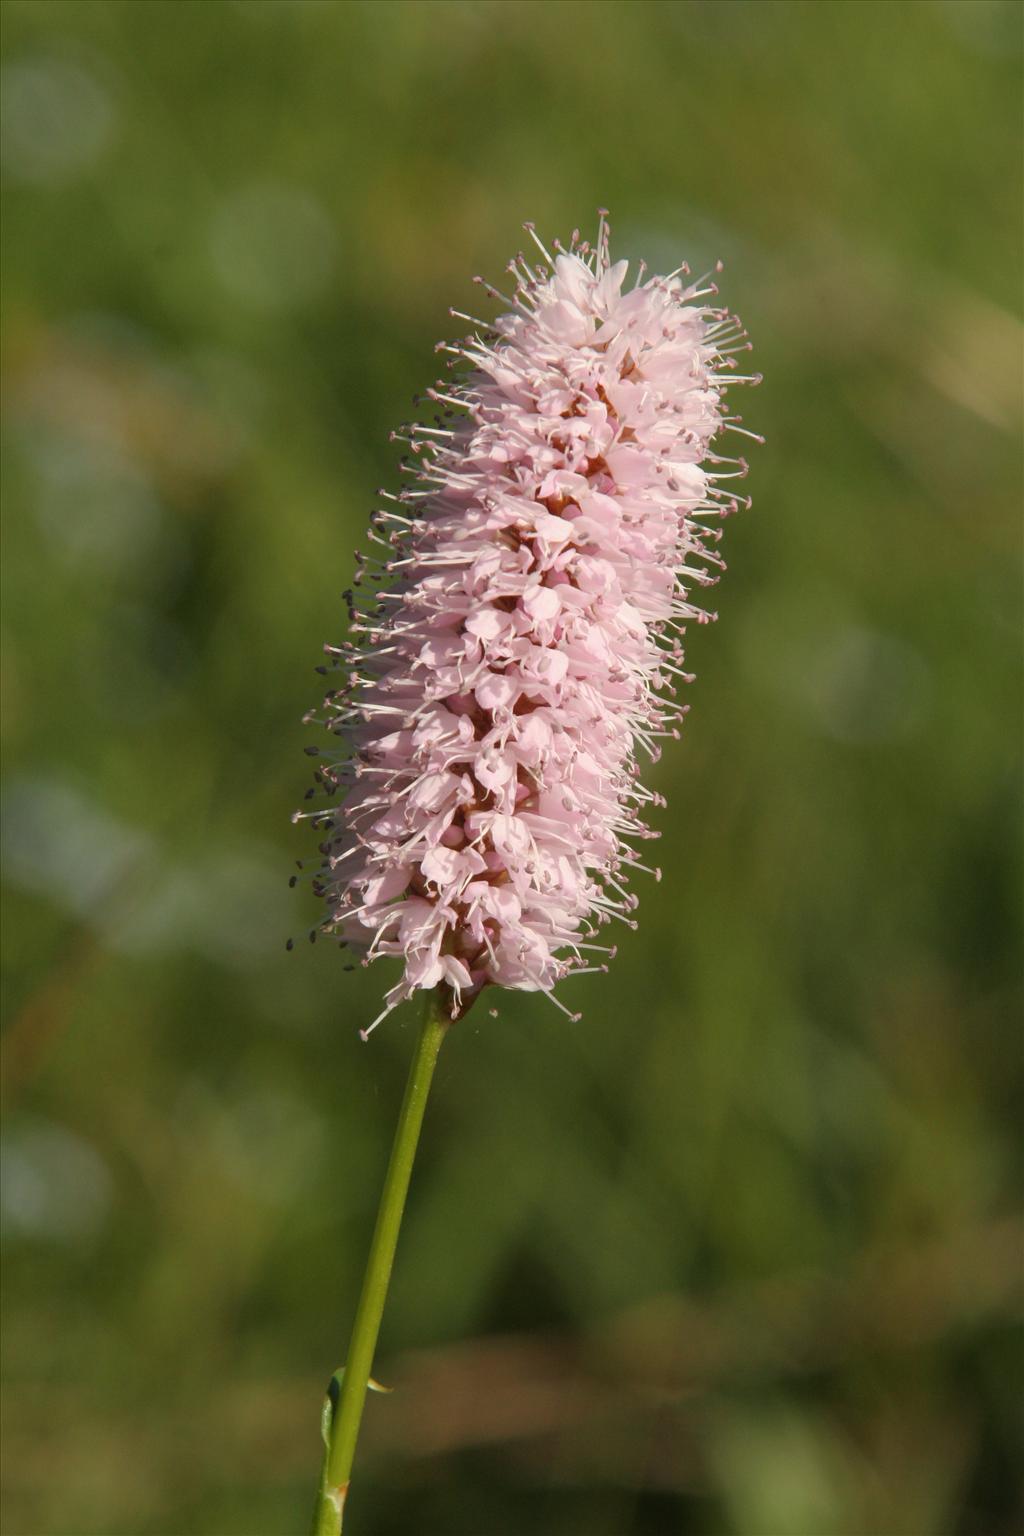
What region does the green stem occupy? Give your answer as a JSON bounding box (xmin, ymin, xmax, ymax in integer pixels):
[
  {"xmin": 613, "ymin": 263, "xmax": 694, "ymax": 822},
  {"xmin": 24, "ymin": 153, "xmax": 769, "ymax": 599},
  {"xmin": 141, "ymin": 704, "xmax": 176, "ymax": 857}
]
[{"xmin": 312, "ymin": 986, "xmax": 449, "ymax": 1536}]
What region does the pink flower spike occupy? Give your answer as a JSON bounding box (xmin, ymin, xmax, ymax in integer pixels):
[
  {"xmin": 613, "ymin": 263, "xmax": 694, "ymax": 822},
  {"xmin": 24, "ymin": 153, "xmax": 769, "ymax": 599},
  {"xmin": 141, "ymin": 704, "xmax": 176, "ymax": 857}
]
[{"xmin": 297, "ymin": 215, "xmax": 757, "ymax": 1029}]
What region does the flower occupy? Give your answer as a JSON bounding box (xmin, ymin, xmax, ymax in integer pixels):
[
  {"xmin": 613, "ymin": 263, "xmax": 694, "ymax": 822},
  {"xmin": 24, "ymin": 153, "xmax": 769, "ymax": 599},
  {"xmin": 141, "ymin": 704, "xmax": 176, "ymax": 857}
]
[{"xmin": 295, "ymin": 214, "xmax": 759, "ymax": 1033}]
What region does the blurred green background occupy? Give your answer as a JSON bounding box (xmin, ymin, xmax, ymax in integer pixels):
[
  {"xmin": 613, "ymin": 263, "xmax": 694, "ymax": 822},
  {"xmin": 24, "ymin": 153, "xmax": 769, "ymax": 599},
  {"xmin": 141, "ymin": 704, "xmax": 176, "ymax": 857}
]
[{"xmin": 1, "ymin": 2, "xmax": 1021, "ymax": 1534}]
